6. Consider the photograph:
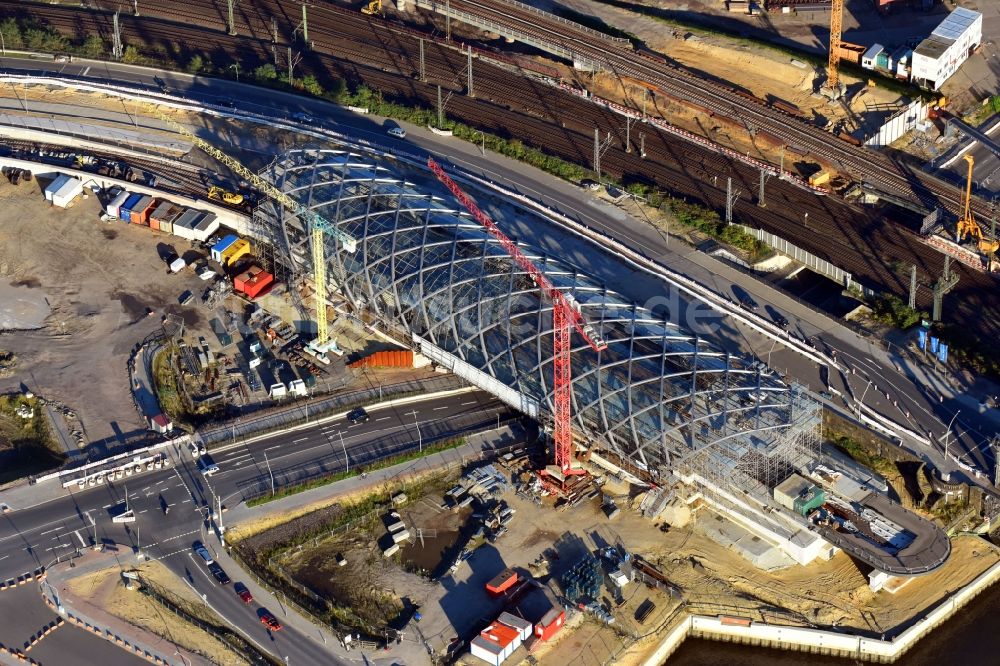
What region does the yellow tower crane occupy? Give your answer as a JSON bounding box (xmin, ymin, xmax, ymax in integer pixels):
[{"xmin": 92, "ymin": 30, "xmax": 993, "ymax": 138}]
[
  {"xmin": 827, "ymin": 0, "xmax": 844, "ymax": 92},
  {"xmin": 156, "ymin": 112, "xmax": 357, "ymax": 360},
  {"xmin": 361, "ymin": 0, "xmax": 382, "ymax": 15},
  {"xmin": 956, "ymin": 154, "xmax": 1000, "ymax": 259}
]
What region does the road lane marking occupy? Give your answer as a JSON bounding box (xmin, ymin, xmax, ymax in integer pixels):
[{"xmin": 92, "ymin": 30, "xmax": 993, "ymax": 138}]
[
  {"xmin": 139, "ymin": 509, "xmax": 148, "ymax": 514},
  {"xmin": 376, "ymin": 417, "xmax": 390, "ymax": 422},
  {"xmin": 40, "ymin": 527, "xmax": 62, "ymax": 536},
  {"xmin": 265, "ymin": 445, "xmax": 282, "ymax": 451},
  {"xmin": 73, "ymin": 531, "xmax": 87, "ymax": 548},
  {"xmin": 433, "ymin": 406, "xmax": 448, "ymax": 411},
  {"xmin": 293, "ymin": 437, "xmax": 309, "ymax": 443},
  {"xmin": 81, "ymin": 66, "xmax": 90, "ymax": 76},
  {"xmin": 461, "ymin": 401, "xmax": 477, "ymax": 405}
]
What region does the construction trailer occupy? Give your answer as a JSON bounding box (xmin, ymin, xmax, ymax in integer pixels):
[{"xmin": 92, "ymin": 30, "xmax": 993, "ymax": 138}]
[
  {"xmin": 912, "ymin": 7, "xmax": 982, "ymax": 90},
  {"xmin": 210, "ymin": 234, "xmax": 239, "ymax": 262}
]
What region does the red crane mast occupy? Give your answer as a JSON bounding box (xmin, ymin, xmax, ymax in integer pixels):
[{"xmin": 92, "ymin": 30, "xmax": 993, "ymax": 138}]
[{"xmin": 428, "ymin": 157, "xmax": 607, "ymax": 478}]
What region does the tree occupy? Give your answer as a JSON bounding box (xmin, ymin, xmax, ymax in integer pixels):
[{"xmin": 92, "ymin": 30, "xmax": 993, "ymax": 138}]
[
  {"xmin": 253, "ymin": 63, "xmax": 277, "ymax": 81},
  {"xmin": 186, "ymin": 54, "xmax": 204, "ymax": 74},
  {"xmin": 121, "ymin": 45, "xmax": 143, "ymax": 64},
  {"xmin": 80, "ymin": 35, "xmax": 104, "ymax": 58},
  {"xmin": 300, "ymin": 74, "xmax": 324, "ymax": 97},
  {"xmin": 0, "ymin": 18, "xmax": 23, "ymax": 50}
]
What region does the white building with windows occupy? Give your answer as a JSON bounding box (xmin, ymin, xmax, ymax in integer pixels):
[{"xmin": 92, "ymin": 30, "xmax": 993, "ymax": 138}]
[{"xmin": 912, "ymin": 7, "xmax": 982, "ymax": 90}]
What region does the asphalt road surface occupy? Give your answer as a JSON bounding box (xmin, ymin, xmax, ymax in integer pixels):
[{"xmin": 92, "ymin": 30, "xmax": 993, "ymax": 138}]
[{"xmin": 0, "ymin": 390, "xmax": 507, "ymax": 664}]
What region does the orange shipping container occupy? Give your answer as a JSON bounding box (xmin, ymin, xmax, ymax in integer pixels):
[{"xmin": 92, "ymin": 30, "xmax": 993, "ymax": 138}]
[
  {"xmin": 149, "ymin": 218, "xmax": 161, "ymax": 231},
  {"xmin": 129, "ymin": 195, "xmax": 155, "ymax": 225}
]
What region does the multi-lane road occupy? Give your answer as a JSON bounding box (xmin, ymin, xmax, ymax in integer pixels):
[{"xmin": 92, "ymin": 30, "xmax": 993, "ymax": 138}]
[{"xmin": 0, "ymin": 390, "xmax": 509, "ymax": 664}]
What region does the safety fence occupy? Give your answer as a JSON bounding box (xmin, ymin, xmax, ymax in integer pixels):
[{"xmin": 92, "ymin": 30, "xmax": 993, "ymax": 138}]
[{"xmin": 736, "ymin": 225, "xmax": 853, "ymax": 288}]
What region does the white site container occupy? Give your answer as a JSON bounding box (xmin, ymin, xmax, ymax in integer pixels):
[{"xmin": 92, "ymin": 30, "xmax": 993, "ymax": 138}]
[{"xmin": 50, "ymin": 176, "xmax": 84, "ymax": 208}]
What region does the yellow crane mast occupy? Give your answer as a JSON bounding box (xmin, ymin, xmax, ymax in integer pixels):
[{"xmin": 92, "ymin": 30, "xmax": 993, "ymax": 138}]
[
  {"xmin": 956, "ymin": 154, "xmax": 999, "ymax": 258},
  {"xmin": 361, "ymin": 0, "xmax": 382, "ymax": 15},
  {"xmin": 156, "ymin": 112, "xmax": 357, "ymax": 358},
  {"xmin": 827, "ymin": 0, "xmax": 844, "ymax": 92}
]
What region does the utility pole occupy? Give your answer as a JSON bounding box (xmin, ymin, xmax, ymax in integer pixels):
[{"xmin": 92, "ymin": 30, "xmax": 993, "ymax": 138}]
[
  {"xmin": 419, "ymin": 38, "xmax": 426, "ymax": 82},
  {"xmin": 932, "ymin": 255, "xmax": 959, "ymax": 322},
  {"xmin": 466, "ymin": 45, "xmax": 474, "ymax": 97},
  {"xmin": 992, "ymin": 435, "xmax": 1000, "ymax": 488},
  {"xmin": 593, "ymin": 128, "xmax": 612, "ymax": 181},
  {"xmin": 339, "ymin": 431, "xmax": 349, "ymax": 474},
  {"xmin": 641, "ymin": 88, "xmax": 647, "ymax": 120},
  {"xmin": 437, "ymin": 84, "xmax": 444, "ymax": 127},
  {"xmin": 226, "ymin": 0, "xmax": 238, "ymax": 36},
  {"xmin": 301, "ymin": 3, "xmax": 309, "ymax": 44},
  {"xmin": 133, "ymin": 0, "xmax": 139, "ymax": 17},
  {"xmin": 757, "ymin": 169, "xmax": 767, "ymax": 207},
  {"xmin": 445, "ymin": 0, "xmax": 451, "ymax": 40},
  {"xmin": 908, "ymin": 264, "xmax": 917, "ymax": 310},
  {"xmin": 271, "ymin": 17, "xmax": 278, "ymax": 43},
  {"xmin": 624, "ymin": 117, "xmax": 638, "ymax": 153},
  {"xmin": 639, "ymin": 132, "xmax": 646, "ymax": 158},
  {"xmin": 725, "ymin": 177, "xmax": 740, "ymax": 223},
  {"xmin": 286, "ymin": 48, "xmax": 302, "ymax": 87},
  {"xmin": 112, "ymin": 12, "xmax": 123, "ymax": 60}
]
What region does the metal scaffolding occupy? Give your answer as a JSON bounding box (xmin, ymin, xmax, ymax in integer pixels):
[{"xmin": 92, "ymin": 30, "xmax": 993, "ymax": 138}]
[{"xmin": 254, "ymin": 149, "xmax": 822, "ymax": 493}]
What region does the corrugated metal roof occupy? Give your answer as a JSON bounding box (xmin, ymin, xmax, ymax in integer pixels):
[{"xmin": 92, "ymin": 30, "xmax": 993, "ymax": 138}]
[
  {"xmin": 863, "ymin": 44, "xmax": 884, "ymax": 59},
  {"xmin": 498, "ymin": 612, "xmax": 532, "ymax": 632},
  {"xmin": 931, "ymin": 7, "xmax": 980, "ymax": 42},
  {"xmin": 915, "ymin": 35, "xmax": 951, "ymax": 59}
]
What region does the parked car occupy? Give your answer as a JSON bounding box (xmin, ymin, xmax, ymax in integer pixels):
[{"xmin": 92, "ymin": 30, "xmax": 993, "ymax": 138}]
[
  {"xmin": 346, "ymin": 407, "xmax": 370, "ymax": 425},
  {"xmin": 259, "ymin": 610, "xmax": 282, "ymax": 631},
  {"xmin": 580, "ymin": 179, "xmax": 601, "ymax": 191},
  {"xmin": 178, "ymin": 290, "xmax": 194, "ymax": 306},
  {"xmin": 235, "ymin": 583, "xmax": 253, "ymax": 604},
  {"xmin": 387, "ymin": 126, "xmax": 406, "ymax": 139},
  {"xmin": 292, "ymin": 111, "xmax": 314, "ymax": 122},
  {"xmin": 209, "ymin": 563, "xmax": 231, "ymax": 585},
  {"xmin": 738, "ymin": 296, "xmax": 759, "ymax": 312},
  {"xmin": 193, "ymin": 541, "xmax": 213, "ymax": 565}
]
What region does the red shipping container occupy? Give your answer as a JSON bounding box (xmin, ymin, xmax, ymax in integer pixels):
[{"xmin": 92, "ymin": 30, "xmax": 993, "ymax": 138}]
[
  {"xmin": 486, "ymin": 569, "xmax": 518, "ymax": 595},
  {"xmin": 234, "ymin": 266, "xmax": 274, "ymax": 299}
]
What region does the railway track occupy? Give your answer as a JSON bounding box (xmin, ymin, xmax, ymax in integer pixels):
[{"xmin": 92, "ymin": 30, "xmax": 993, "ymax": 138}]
[
  {"xmin": 435, "ymin": 0, "xmax": 979, "ymax": 217},
  {"xmin": 4, "ymin": 0, "xmax": 998, "ymax": 343}
]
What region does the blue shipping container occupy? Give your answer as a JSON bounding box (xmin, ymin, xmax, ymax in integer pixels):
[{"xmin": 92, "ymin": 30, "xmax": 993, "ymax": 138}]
[{"xmin": 119, "ymin": 193, "xmax": 143, "ymax": 222}]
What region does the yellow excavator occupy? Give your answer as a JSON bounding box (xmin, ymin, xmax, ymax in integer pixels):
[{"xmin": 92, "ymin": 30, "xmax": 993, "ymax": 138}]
[
  {"xmin": 207, "ymin": 186, "xmax": 244, "ymax": 206},
  {"xmin": 956, "ymin": 154, "xmax": 999, "ymax": 263},
  {"xmin": 361, "ymin": 0, "xmax": 382, "ymax": 15}
]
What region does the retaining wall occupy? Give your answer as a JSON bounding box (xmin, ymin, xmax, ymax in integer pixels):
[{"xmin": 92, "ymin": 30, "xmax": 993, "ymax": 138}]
[{"xmin": 641, "ymin": 559, "xmax": 1000, "ymax": 665}]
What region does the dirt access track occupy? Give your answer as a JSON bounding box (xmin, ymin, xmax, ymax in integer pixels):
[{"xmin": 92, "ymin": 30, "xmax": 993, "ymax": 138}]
[{"xmin": 0, "ymin": 178, "xmax": 212, "ymax": 452}]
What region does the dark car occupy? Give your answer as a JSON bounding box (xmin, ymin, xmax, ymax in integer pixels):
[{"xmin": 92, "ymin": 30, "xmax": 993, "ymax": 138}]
[
  {"xmin": 738, "ymin": 297, "xmax": 759, "ymax": 312},
  {"xmin": 773, "ymin": 313, "xmax": 789, "ymax": 329},
  {"xmin": 209, "ymin": 563, "xmax": 231, "ymax": 585},
  {"xmin": 346, "ymin": 407, "xmax": 370, "ymax": 425},
  {"xmin": 235, "ymin": 583, "xmax": 253, "ymax": 604}
]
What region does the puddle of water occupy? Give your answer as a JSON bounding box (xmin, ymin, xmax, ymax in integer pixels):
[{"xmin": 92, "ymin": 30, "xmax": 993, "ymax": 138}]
[{"xmin": 0, "ymin": 281, "xmax": 51, "ymax": 330}]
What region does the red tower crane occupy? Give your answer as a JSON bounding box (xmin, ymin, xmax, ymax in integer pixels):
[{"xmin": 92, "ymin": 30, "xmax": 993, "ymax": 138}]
[{"xmin": 428, "ymin": 157, "xmax": 608, "ymax": 483}]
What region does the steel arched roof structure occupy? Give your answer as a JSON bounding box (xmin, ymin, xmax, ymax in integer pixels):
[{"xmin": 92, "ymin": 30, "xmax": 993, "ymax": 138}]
[{"xmin": 257, "ymin": 149, "xmax": 820, "ymax": 490}]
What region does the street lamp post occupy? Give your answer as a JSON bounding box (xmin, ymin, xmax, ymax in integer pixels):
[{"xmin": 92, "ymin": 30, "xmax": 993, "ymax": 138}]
[
  {"xmin": 856, "ymin": 379, "xmax": 873, "ymax": 419},
  {"xmin": 339, "ymin": 431, "xmax": 349, "ymax": 474},
  {"xmin": 414, "ymin": 412, "xmax": 422, "ymax": 452},
  {"xmin": 263, "ymin": 451, "xmax": 275, "ymax": 496},
  {"xmin": 230, "ymin": 63, "xmax": 239, "ymax": 82},
  {"xmin": 943, "ymin": 410, "xmax": 962, "ymax": 461}
]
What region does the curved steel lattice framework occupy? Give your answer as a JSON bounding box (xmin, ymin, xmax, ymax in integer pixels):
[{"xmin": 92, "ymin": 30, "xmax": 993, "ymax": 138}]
[{"xmin": 257, "ymin": 149, "xmax": 821, "ymax": 491}]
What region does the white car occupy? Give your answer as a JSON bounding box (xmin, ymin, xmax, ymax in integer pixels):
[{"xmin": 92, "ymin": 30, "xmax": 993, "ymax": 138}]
[
  {"xmin": 197, "ymin": 455, "xmax": 220, "ymax": 477},
  {"xmin": 387, "ymin": 127, "xmax": 406, "ymax": 139}
]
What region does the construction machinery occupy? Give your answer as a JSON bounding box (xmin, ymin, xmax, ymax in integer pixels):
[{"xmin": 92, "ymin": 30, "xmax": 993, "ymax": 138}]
[
  {"xmin": 428, "ymin": 157, "xmax": 607, "ymax": 490},
  {"xmin": 956, "ymin": 154, "xmax": 1000, "ymax": 259},
  {"xmin": 826, "ymin": 0, "xmax": 844, "ymax": 94},
  {"xmin": 361, "ymin": 0, "xmax": 382, "ymax": 15},
  {"xmin": 207, "ymin": 186, "xmax": 245, "ymax": 206},
  {"xmin": 156, "ymin": 112, "xmax": 357, "ymax": 361}
]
